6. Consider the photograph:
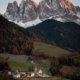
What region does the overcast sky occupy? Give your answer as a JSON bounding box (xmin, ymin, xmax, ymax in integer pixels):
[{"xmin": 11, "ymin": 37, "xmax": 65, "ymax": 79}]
[{"xmin": 0, "ymin": 0, "xmax": 80, "ymax": 14}]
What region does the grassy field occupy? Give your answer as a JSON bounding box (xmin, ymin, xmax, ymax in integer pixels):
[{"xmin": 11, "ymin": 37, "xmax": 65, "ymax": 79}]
[
  {"xmin": 9, "ymin": 61, "xmax": 49, "ymax": 72},
  {"xmin": 9, "ymin": 61, "xmax": 33, "ymax": 71},
  {"xmin": 0, "ymin": 74, "xmax": 11, "ymax": 80},
  {"xmin": 34, "ymin": 60, "xmax": 50, "ymax": 65},
  {"xmin": 0, "ymin": 56, "xmax": 32, "ymax": 71},
  {"xmin": 0, "ymin": 56, "xmax": 49, "ymax": 72},
  {"xmin": 34, "ymin": 42, "xmax": 71, "ymax": 57},
  {"xmin": 0, "ymin": 56, "xmax": 33, "ymax": 71},
  {"xmin": 72, "ymin": 54, "xmax": 80, "ymax": 61},
  {"xmin": 0, "ymin": 56, "xmax": 6, "ymax": 61},
  {"xmin": 60, "ymin": 66, "xmax": 80, "ymax": 75}
]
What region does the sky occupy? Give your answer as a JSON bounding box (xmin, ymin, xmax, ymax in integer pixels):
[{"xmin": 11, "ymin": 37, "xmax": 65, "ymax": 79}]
[{"xmin": 0, "ymin": 0, "xmax": 80, "ymax": 14}]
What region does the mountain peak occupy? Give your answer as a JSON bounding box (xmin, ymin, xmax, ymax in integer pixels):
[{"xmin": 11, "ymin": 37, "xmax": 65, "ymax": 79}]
[
  {"xmin": 28, "ymin": 0, "xmax": 32, "ymax": 2},
  {"xmin": 34, "ymin": 2, "xmax": 39, "ymax": 8},
  {"xmin": 27, "ymin": 0, "xmax": 39, "ymax": 8},
  {"xmin": 60, "ymin": 0, "xmax": 73, "ymax": 9},
  {"xmin": 4, "ymin": 0, "xmax": 80, "ymax": 27}
]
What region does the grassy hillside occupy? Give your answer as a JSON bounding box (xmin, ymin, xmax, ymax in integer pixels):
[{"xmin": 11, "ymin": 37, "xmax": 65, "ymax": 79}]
[
  {"xmin": 60, "ymin": 66, "xmax": 80, "ymax": 75},
  {"xmin": 72, "ymin": 54, "xmax": 80, "ymax": 61},
  {"xmin": 0, "ymin": 56, "xmax": 32, "ymax": 71},
  {"xmin": 0, "ymin": 56, "xmax": 49, "ymax": 72},
  {"xmin": 34, "ymin": 42, "xmax": 71, "ymax": 57}
]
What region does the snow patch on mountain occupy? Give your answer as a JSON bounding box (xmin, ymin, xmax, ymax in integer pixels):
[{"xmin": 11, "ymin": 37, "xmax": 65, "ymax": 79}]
[
  {"xmin": 77, "ymin": 13, "xmax": 80, "ymax": 18},
  {"xmin": 54, "ymin": 18, "xmax": 63, "ymax": 22},
  {"xmin": 14, "ymin": 17, "xmax": 42, "ymax": 28}
]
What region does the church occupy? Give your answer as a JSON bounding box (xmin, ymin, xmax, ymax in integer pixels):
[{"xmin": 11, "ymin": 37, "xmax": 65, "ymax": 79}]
[{"xmin": 27, "ymin": 66, "xmax": 43, "ymax": 77}]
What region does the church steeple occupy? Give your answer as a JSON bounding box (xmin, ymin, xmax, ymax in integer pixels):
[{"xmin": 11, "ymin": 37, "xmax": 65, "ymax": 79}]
[{"xmin": 34, "ymin": 65, "xmax": 37, "ymax": 72}]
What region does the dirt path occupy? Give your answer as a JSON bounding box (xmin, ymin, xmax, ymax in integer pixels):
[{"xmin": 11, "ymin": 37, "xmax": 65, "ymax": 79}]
[{"xmin": 31, "ymin": 60, "xmax": 39, "ymax": 65}]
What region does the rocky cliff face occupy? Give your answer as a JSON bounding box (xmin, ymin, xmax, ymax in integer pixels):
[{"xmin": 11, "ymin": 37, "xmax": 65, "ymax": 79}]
[
  {"xmin": 60, "ymin": 0, "xmax": 73, "ymax": 9},
  {"xmin": 38, "ymin": 0, "xmax": 79, "ymax": 23},
  {"xmin": 5, "ymin": 1, "xmax": 19, "ymax": 21},
  {"xmin": 19, "ymin": 0, "xmax": 37, "ymax": 22},
  {"xmin": 38, "ymin": 0, "xmax": 62, "ymax": 19},
  {"xmin": 4, "ymin": 0, "xmax": 38, "ymax": 23},
  {"xmin": 4, "ymin": 0, "xmax": 80, "ymax": 27}
]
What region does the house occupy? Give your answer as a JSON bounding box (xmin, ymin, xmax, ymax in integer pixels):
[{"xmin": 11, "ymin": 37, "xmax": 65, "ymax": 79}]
[
  {"xmin": 34, "ymin": 66, "xmax": 43, "ymax": 77},
  {"xmin": 38, "ymin": 69, "xmax": 43, "ymax": 76},
  {"xmin": 27, "ymin": 72, "xmax": 35, "ymax": 77},
  {"xmin": 20, "ymin": 71, "xmax": 26, "ymax": 77},
  {"xmin": 8, "ymin": 69, "xmax": 27, "ymax": 78},
  {"xmin": 27, "ymin": 66, "xmax": 43, "ymax": 77},
  {"xmin": 11, "ymin": 70, "xmax": 20, "ymax": 78},
  {"xmin": 8, "ymin": 71, "xmax": 12, "ymax": 75},
  {"xmin": 12, "ymin": 72, "xmax": 20, "ymax": 78},
  {"xmin": 31, "ymin": 72, "xmax": 35, "ymax": 77}
]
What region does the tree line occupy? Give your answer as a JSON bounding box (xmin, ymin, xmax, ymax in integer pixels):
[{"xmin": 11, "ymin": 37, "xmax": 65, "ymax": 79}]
[{"xmin": 50, "ymin": 54, "xmax": 80, "ymax": 80}]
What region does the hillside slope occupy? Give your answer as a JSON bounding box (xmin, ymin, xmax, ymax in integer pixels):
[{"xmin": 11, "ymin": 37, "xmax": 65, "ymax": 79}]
[
  {"xmin": 34, "ymin": 42, "xmax": 71, "ymax": 57},
  {"xmin": 0, "ymin": 15, "xmax": 40, "ymax": 55},
  {"xmin": 28, "ymin": 19, "xmax": 80, "ymax": 51}
]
